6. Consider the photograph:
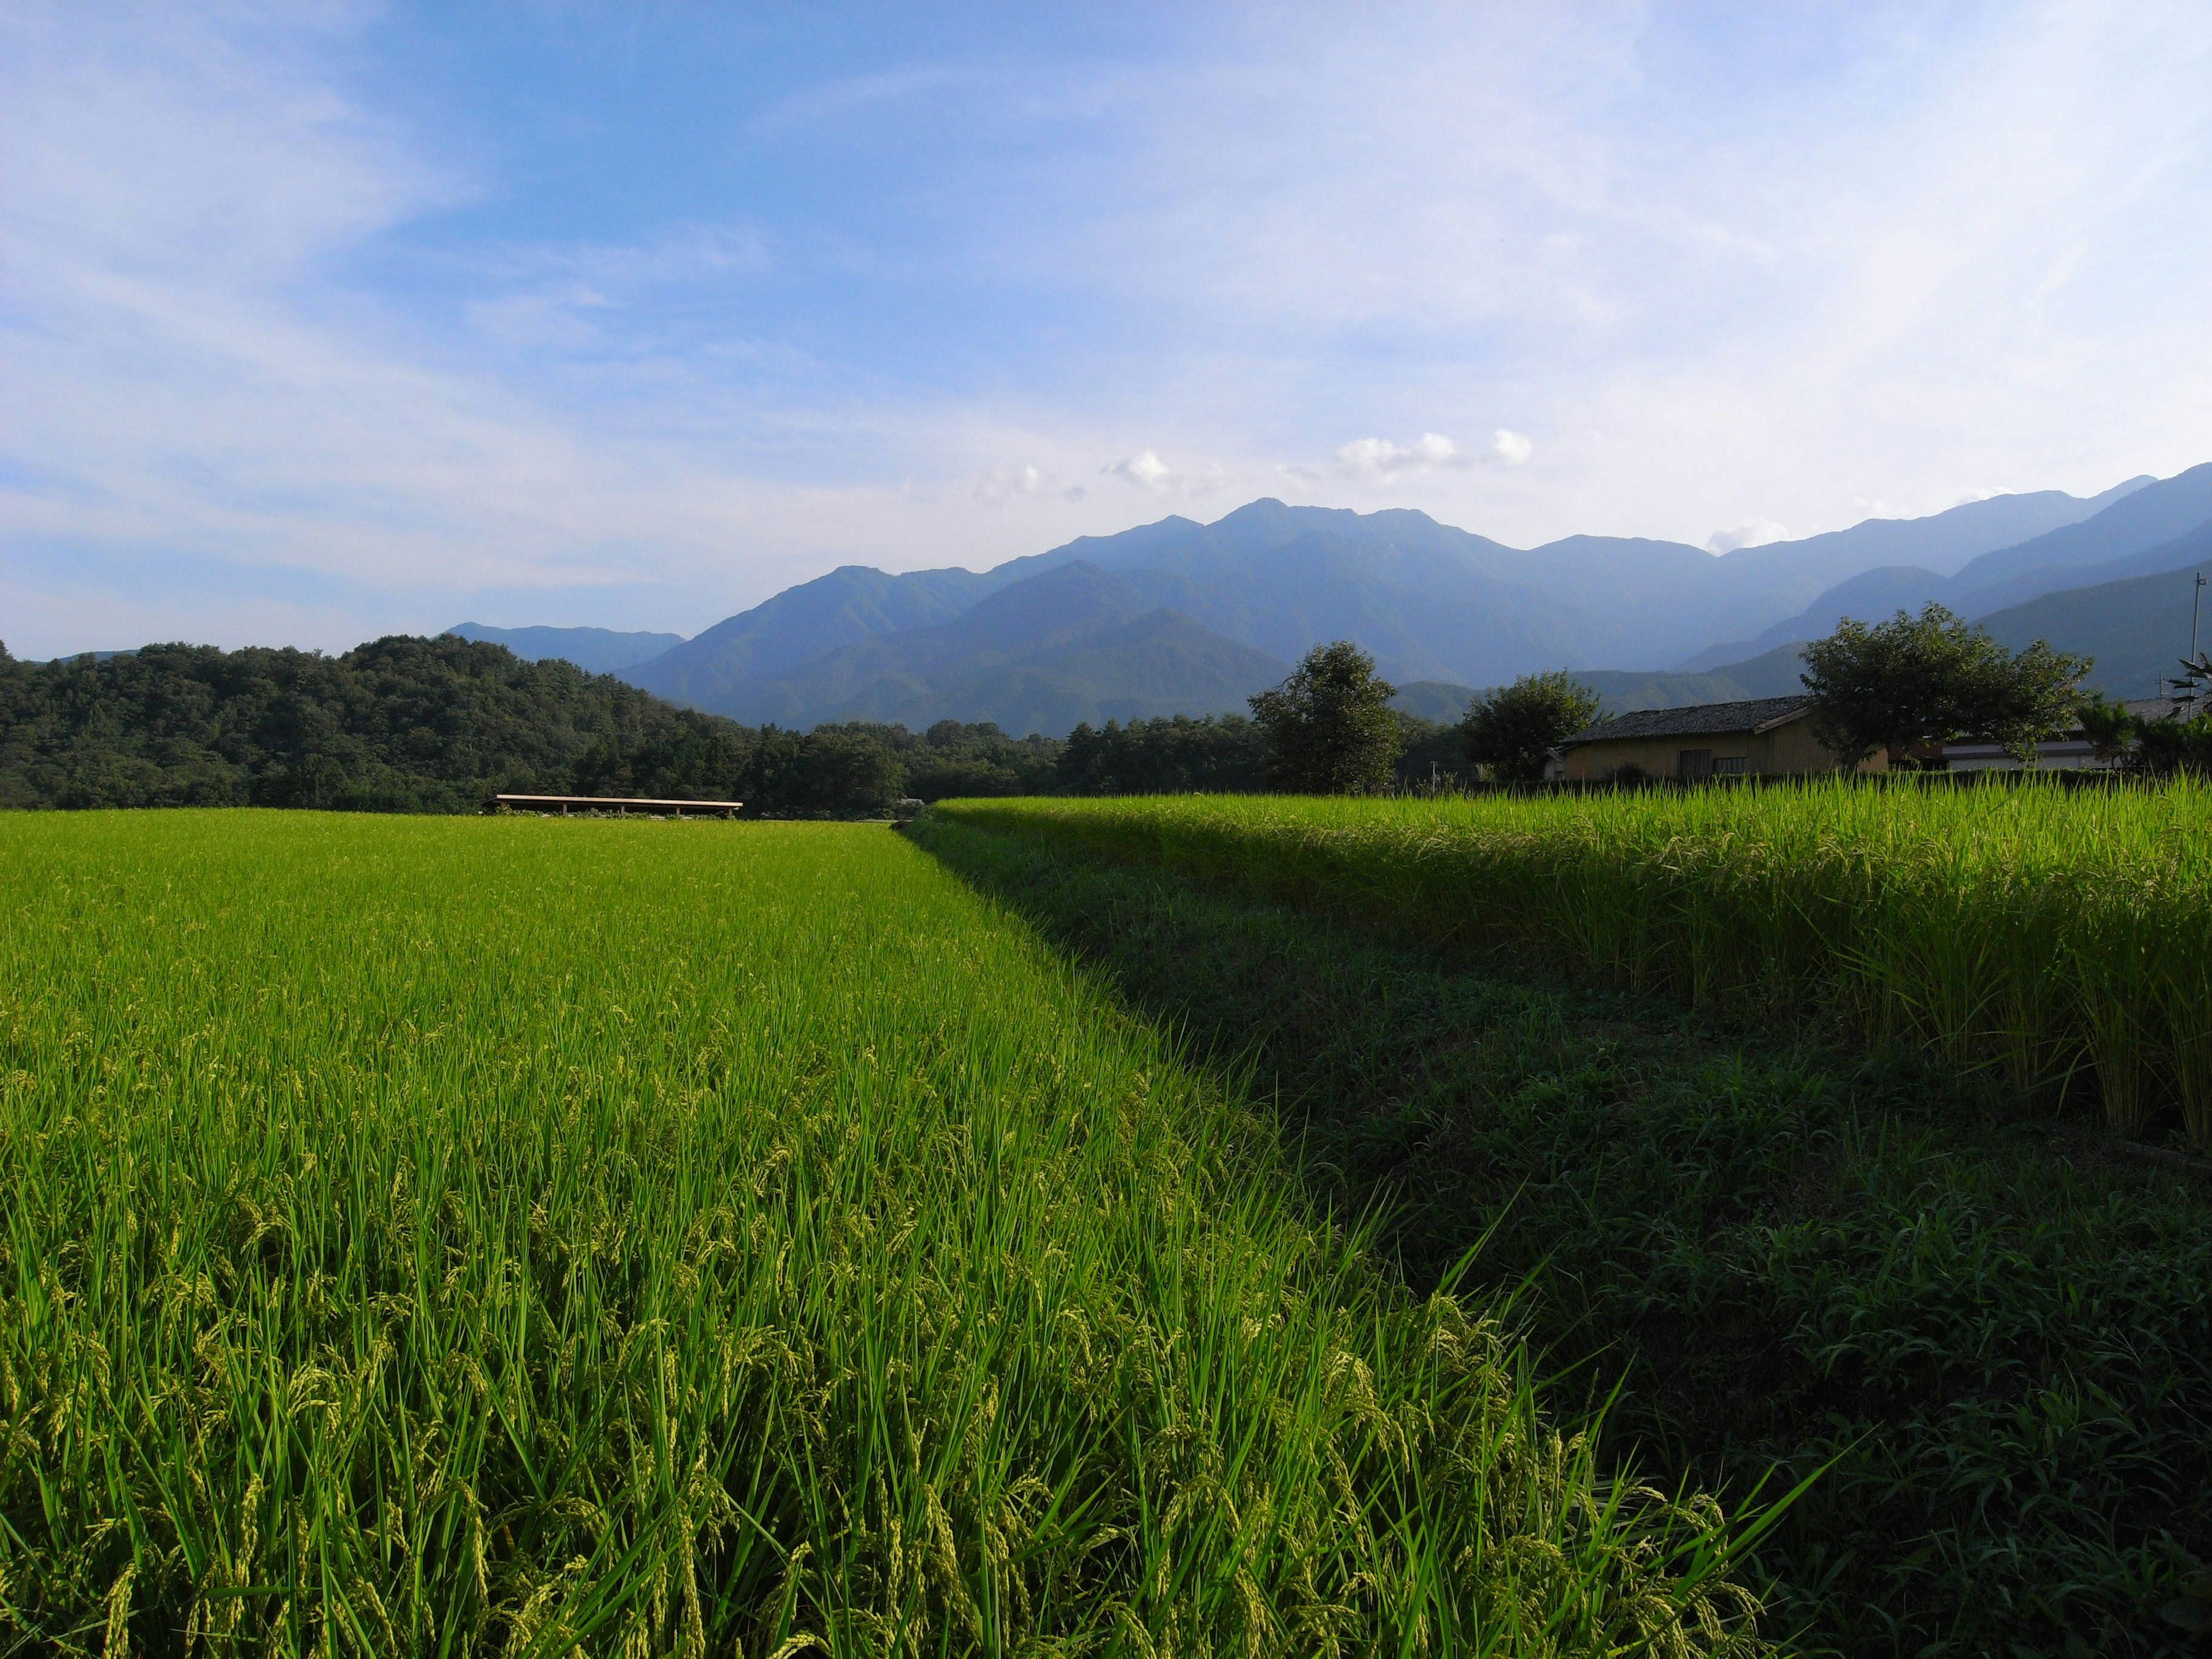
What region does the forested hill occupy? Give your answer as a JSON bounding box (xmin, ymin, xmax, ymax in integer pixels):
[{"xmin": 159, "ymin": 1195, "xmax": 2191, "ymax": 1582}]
[{"xmin": 0, "ymin": 635, "xmax": 1065, "ymax": 813}]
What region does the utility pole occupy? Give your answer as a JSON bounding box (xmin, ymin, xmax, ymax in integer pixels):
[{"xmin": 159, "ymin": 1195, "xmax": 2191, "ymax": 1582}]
[{"xmin": 2177, "ymin": 570, "xmax": 2210, "ymax": 709}]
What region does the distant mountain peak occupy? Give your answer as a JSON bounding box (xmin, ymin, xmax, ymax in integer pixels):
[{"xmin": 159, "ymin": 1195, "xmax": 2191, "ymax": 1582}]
[{"xmin": 604, "ymin": 465, "xmax": 2203, "ymax": 733}]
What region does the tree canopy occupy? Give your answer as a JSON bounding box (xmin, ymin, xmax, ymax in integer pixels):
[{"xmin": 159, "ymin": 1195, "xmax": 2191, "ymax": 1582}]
[
  {"xmin": 1055, "ymin": 714, "xmax": 1268, "ymax": 796},
  {"xmin": 1248, "ymin": 642, "xmax": 1403, "ymax": 794},
  {"xmin": 0, "ymin": 637, "xmax": 1055, "ymax": 815},
  {"xmin": 1800, "ymin": 604, "xmax": 2089, "ymax": 767},
  {"xmin": 1458, "ymin": 670, "xmax": 1605, "ymax": 782}
]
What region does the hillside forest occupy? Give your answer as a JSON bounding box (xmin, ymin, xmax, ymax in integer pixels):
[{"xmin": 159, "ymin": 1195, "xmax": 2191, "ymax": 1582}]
[{"xmin": 0, "ymin": 634, "xmax": 1308, "ymax": 815}]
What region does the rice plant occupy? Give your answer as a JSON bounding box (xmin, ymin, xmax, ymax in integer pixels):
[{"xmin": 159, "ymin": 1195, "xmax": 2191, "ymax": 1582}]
[
  {"xmin": 0, "ymin": 809, "xmax": 1774, "ymax": 1656},
  {"xmin": 935, "ymin": 778, "xmax": 2212, "ymax": 1147},
  {"xmin": 908, "ymin": 810, "xmax": 2212, "ymax": 1656}
]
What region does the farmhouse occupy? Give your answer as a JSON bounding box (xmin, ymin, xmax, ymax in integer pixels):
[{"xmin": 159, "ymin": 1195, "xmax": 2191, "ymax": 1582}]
[
  {"xmin": 1944, "ymin": 695, "xmax": 2188, "ymax": 771},
  {"xmin": 1552, "ymin": 695, "xmax": 1885, "ymax": 782}
]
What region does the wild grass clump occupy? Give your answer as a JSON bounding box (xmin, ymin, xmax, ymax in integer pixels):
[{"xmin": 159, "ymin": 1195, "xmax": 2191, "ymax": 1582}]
[
  {"xmin": 936, "ymin": 780, "xmax": 2212, "ymax": 1147},
  {"xmin": 0, "ymin": 810, "xmax": 1773, "ymax": 1656}
]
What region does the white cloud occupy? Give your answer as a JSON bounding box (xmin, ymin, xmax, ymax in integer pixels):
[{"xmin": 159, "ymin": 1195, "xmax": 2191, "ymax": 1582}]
[
  {"xmin": 1331, "ymin": 430, "xmax": 1531, "ymax": 483},
  {"xmin": 1106, "ymin": 449, "xmax": 1175, "ymax": 489},
  {"xmin": 974, "ymin": 463, "xmax": 1052, "ymax": 506},
  {"xmin": 1333, "ymin": 431, "xmax": 1469, "ymax": 480},
  {"xmin": 1705, "ymin": 520, "xmax": 1791, "ymax": 554},
  {"xmin": 1101, "ymin": 449, "xmax": 1226, "ymax": 495}
]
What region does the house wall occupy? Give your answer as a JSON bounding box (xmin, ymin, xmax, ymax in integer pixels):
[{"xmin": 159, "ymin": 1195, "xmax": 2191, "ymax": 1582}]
[
  {"xmin": 1562, "ymin": 717, "xmax": 1884, "ymax": 781},
  {"xmin": 1944, "ymin": 738, "xmax": 2112, "ymax": 772}
]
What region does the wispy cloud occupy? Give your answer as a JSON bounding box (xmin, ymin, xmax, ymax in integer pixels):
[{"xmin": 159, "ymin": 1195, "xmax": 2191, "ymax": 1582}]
[
  {"xmin": 1102, "ymin": 450, "xmax": 1225, "ymax": 495},
  {"xmin": 1332, "ymin": 432, "xmax": 1469, "ymax": 482},
  {"xmin": 973, "ymin": 463, "xmax": 1051, "ymax": 506},
  {"xmin": 1327, "ymin": 430, "xmax": 1532, "ymax": 483},
  {"xmin": 3, "ymin": 2, "xmax": 2210, "ymax": 656}
]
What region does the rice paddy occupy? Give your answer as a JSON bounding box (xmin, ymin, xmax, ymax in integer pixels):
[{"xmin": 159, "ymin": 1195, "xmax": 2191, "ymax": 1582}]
[
  {"xmin": 935, "ymin": 779, "xmax": 2212, "ymax": 1149},
  {"xmin": 0, "ymin": 810, "xmax": 1772, "ymax": 1657},
  {"xmin": 909, "ymin": 810, "xmax": 2212, "ymax": 1655}
]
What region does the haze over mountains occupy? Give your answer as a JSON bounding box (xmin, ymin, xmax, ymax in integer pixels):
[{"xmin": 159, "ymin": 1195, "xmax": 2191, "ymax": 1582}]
[
  {"xmin": 445, "ymin": 623, "xmax": 684, "ymax": 676},
  {"xmin": 452, "ymin": 465, "xmax": 2212, "ymax": 734}
]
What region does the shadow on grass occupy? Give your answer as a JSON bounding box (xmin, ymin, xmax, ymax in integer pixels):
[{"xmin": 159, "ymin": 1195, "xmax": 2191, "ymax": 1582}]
[{"xmin": 908, "ymin": 813, "xmax": 2212, "ymax": 1659}]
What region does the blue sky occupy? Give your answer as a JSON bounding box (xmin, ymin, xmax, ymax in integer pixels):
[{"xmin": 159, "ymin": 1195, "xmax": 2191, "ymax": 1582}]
[{"xmin": 4, "ymin": 2, "xmax": 2211, "ymax": 657}]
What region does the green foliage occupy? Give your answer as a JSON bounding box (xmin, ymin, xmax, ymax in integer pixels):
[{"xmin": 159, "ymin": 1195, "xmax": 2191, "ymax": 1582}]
[
  {"xmin": 0, "ymin": 637, "xmax": 1060, "ymax": 817},
  {"xmin": 1248, "ymin": 641, "xmax": 1404, "ymax": 794},
  {"xmin": 1390, "ymin": 715, "xmax": 1481, "ymax": 791},
  {"xmin": 0, "ymin": 636, "xmax": 751, "ymax": 811},
  {"xmin": 898, "ymin": 718, "xmax": 1063, "ymax": 799},
  {"xmin": 2178, "ymin": 649, "xmax": 2212, "ymax": 700},
  {"xmin": 1800, "ymin": 603, "xmax": 2089, "ymax": 766},
  {"xmin": 2135, "ymin": 712, "xmax": 2212, "ymax": 778},
  {"xmin": 748, "ymin": 726, "xmax": 906, "ymax": 816},
  {"xmin": 938, "ymin": 782, "xmax": 2212, "ymax": 1150},
  {"xmin": 2077, "ymin": 691, "xmax": 2139, "ymax": 762},
  {"xmin": 913, "ymin": 813, "xmax": 2212, "ymax": 1655},
  {"xmin": 1459, "ymin": 670, "xmax": 1606, "ymax": 782},
  {"xmin": 0, "ymin": 811, "xmax": 1775, "ymax": 1653},
  {"xmin": 1054, "ymin": 713, "xmax": 1268, "ymax": 796}
]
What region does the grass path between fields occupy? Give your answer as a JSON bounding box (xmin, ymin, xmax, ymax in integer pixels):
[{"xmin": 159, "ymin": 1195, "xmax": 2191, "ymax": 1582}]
[
  {"xmin": 0, "ymin": 810, "xmax": 1774, "ymax": 1657},
  {"xmin": 907, "ymin": 813, "xmax": 2212, "ymax": 1658}
]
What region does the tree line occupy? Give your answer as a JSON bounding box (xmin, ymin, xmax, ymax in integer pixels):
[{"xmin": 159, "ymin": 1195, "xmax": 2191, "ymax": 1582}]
[
  {"xmin": 6, "ymin": 606, "xmax": 2199, "ymax": 817},
  {"xmin": 1460, "ymin": 603, "xmax": 2212, "ymax": 780},
  {"xmin": 0, "ymin": 634, "xmax": 1431, "ymax": 815},
  {"xmin": 0, "ymin": 637, "xmax": 1048, "ymax": 815}
]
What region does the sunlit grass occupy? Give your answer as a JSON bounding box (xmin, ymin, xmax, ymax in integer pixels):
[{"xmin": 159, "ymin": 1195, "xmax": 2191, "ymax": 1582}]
[
  {"xmin": 937, "ymin": 779, "xmax": 2212, "ymax": 1147},
  {"xmin": 0, "ymin": 810, "xmax": 1771, "ymax": 1656}
]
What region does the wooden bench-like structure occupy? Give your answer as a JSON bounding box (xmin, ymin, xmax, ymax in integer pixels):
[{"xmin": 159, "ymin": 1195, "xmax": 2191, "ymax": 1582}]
[{"xmin": 484, "ymin": 794, "xmax": 744, "ymax": 819}]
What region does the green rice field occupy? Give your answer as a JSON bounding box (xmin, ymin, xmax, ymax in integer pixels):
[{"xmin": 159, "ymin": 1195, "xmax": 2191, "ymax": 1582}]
[
  {"xmin": 0, "ymin": 811, "xmax": 1770, "ymax": 1657},
  {"xmin": 937, "ymin": 781, "xmax": 2212, "ymax": 1149},
  {"xmin": 918, "ymin": 792, "xmax": 2212, "ymax": 1654}
]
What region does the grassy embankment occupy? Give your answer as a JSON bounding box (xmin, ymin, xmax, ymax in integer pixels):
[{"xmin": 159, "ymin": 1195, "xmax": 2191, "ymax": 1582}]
[
  {"xmin": 0, "ymin": 810, "xmax": 1772, "ymax": 1656},
  {"xmin": 919, "ymin": 788, "xmax": 2212, "ymax": 1656}
]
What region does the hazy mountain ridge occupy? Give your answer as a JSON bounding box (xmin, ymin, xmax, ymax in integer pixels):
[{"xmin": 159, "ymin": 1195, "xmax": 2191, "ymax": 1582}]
[
  {"xmin": 438, "ymin": 467, "xmax": 2202, "ymax": 736},
  {"xmin": 702, "ymin": 562, "xmax": 1291, "ymax": 735},
  {"xmin": 442, "ymin": 623, "xmax": 686, "ymax": 675},
  {"xmin": 1975, "ymin": 565, "xmax": 2207, "ymax": 702},
  {"xmin": 1676, "ymin": 467, "xmax": 2209, "ymax": 669},
  {"xmin": 621, "ymin": 565, "xmax": 1003, "ymax": 709}
]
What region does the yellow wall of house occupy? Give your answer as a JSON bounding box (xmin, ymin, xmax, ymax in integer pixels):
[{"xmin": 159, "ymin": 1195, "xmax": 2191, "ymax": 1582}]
[{"xmin": 1561, "ymin": 717, "xmax": 1885, "ymax": 781}]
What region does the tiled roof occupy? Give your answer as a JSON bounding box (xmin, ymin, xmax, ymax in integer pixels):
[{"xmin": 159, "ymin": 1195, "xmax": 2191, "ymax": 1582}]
[
  {"xmin": 1559, "ymin": 696, "xmax": 1810, "ymax": 747},
  {"xmin": 2124, "ymin": 695, "xmax": 2196, "ymax": 721}
]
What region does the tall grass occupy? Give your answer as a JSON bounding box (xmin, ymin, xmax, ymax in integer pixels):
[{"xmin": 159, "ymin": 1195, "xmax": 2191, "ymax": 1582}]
[
  {"xmin": 0, "ymin": 810, "xmax": 1772, "ymax": 1656},
  {"xmin": 937, "ymin": 779, "xmax": 2212, "ymax": 1147}
]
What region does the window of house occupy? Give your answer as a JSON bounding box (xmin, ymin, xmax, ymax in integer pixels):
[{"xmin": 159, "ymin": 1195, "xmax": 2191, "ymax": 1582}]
[
  {"xmin": 1714, "ymin": 755, "xmax": 1748, "ymax": 776},
  {"xmin": 1676, "ymin": 748, "xmax": 1714, "ymax": 780}
]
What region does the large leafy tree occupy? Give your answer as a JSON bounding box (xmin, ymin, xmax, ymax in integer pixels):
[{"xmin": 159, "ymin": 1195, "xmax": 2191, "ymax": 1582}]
[
  {"xmin": 1249, "ymin": 641, "xmax": 1403, "ymax": 793},
  {"xmin": 1459, "ymin": 669, "xmax": 1605, "ymax": 782},
  {"xmin": 1800, "ymin": 604, "xmax": 2088, "ymax": 767}
]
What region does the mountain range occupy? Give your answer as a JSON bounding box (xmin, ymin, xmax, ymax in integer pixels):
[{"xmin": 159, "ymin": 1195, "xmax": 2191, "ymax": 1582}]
[
  {"xmin": 452, "ymin": 464, "xmax": 2212, "ymax": 735},
  {"xmin": 446, "ymin": 623, "xmax": 683, "ymax": 676}
]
